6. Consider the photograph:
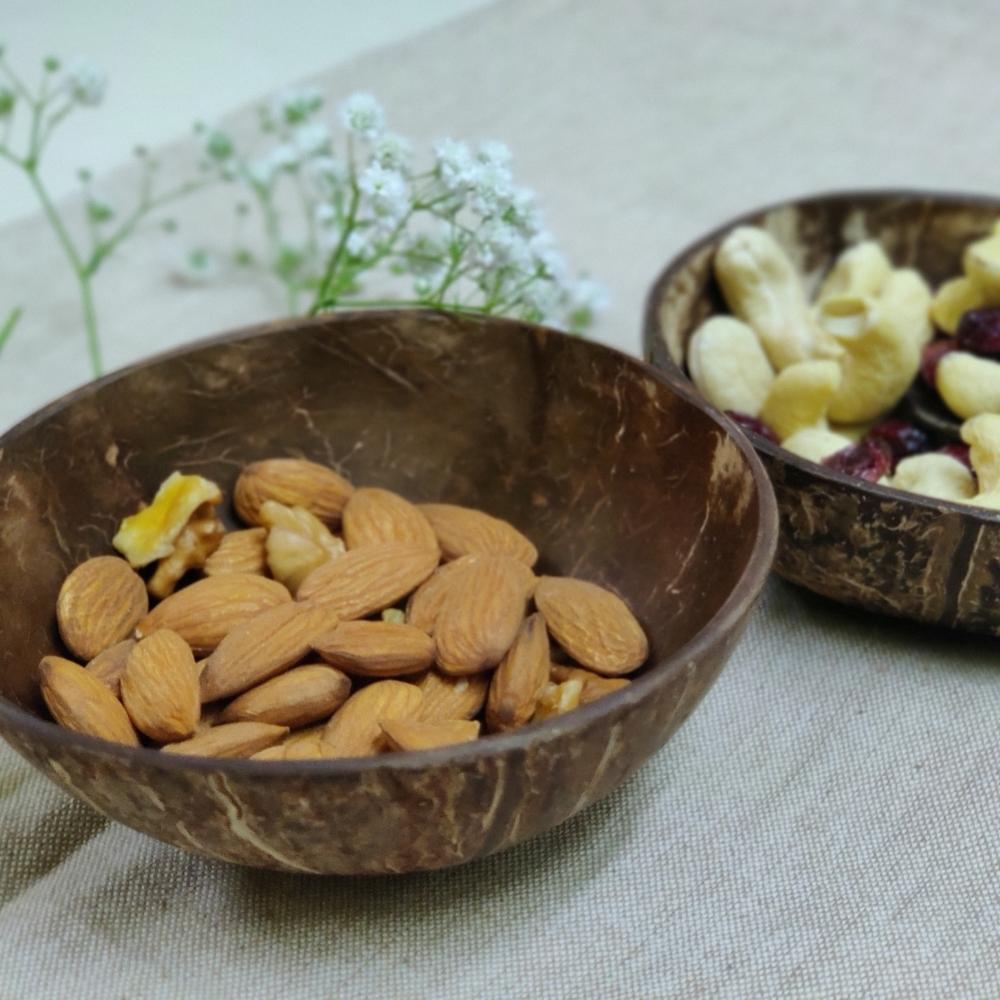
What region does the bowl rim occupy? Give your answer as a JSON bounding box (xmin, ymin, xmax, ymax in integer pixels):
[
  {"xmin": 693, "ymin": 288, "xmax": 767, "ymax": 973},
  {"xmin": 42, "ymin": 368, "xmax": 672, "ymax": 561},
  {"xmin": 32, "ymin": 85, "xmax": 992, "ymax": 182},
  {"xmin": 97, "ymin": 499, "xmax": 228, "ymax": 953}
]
[
  {"xmin": 0, "ymin": 308, "xmax": 778, "ymax": 776},
  {"xmin": 641, "ymin": 186, "xmax": 1000, "ymax": 522}
]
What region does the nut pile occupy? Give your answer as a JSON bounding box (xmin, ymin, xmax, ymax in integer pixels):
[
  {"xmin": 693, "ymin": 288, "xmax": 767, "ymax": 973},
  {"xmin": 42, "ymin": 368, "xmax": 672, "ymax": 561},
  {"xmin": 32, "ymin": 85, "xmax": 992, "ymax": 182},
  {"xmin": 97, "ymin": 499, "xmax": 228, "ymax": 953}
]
[
  {"xmin": 687, "ymin": 222, "xmax": 1000, "ymax": 507},
  {"xmin": 39, "ymin": 458, "xmax": 648, "ymax": 759}
]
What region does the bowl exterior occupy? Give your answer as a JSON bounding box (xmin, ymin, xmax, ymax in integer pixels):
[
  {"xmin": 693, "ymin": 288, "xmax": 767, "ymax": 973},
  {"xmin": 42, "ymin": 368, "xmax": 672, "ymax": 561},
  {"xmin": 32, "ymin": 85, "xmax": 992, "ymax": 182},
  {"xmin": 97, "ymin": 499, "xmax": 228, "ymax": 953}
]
[
  {"xmin": 644, "ymin": 189, "xmax": 1000, "ymax": 634},
  {"xmin": 0, "ymin": 310, "xmax": 775, "ymax": 873}
]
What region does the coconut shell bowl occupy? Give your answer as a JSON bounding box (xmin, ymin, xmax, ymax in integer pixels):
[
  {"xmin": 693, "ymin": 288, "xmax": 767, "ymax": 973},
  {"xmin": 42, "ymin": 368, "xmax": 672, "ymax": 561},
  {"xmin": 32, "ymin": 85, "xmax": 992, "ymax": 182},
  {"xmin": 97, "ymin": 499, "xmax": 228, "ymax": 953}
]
[
  {"xmin": 0, "ymin": 310, "xmax": 776, "ymax": 875},
  {"xmin": 644, "ymin": 189, "xmax": 1000, "ymax": 635}
]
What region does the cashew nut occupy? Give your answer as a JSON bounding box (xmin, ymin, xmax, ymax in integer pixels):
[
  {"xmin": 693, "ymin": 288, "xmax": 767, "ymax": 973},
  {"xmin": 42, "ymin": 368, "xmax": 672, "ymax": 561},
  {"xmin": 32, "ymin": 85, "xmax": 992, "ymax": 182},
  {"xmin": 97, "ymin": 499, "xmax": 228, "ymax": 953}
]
[
  {"xmin": 817, "ymin": 291, "xmax": 920, "ymax": 423},
  {"xmin": 964, "ymin": 221, "xmax": 1000, "ymax": 299},
  {"xmin": 714, "ymin": 226, "xmax": 828, "ymax": 370},
  {"xmin": 818, "ymin": 240, "xmax": 892, "ymax": 302},
  {"xmin": 961, "ymin": 413, "xmax": 1000, "ymax": 509},
  {"xmin": 888, "ymin": 453, "xmax": 976, "ymax": 503},
  {"xmin": 930, "ymin": 276, "xmax": 986, "ymax": 335},
  {"xmin": 759, "ymin": 359, "xmax": 842, "ymax": 440},
  {"xmin": 780, "ymin": 427, "xmax": 853, "ymax": 464},
  {"xmin": 879, "ymin": 269, "xmax": 933, "ymax": 349},
  {"xmin": 936, "ymin": 351, "xmax": 1000, "ymax": 419},
  {"xmin": 687, "ymin": 315, "xmax": 774, "ymax": 417}
]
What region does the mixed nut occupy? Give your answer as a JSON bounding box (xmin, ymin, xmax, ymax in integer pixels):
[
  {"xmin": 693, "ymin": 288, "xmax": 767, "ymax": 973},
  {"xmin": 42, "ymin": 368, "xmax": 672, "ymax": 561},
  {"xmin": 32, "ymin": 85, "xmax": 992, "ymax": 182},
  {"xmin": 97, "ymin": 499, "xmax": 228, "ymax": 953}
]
[
  {"xmin": 39, "ymin": 458, "xmax": 647, "ymax": 759},
  {"xmin": 687, "ymin": 221, "xmax": 1000, "ymax": 506}
]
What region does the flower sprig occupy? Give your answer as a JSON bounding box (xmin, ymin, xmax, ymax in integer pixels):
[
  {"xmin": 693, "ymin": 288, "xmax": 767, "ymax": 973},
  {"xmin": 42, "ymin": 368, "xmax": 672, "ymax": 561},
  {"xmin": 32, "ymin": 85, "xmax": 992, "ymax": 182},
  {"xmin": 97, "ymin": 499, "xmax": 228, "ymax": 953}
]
[
  {"xmin": 199, "ymin": 91, "xmax": 606, "ymax": 331},
  {"xmin": 0, "ymin": 47, "xmax": 212, "ymax": 375},
  {"xmin": 0, "ymin": 306, "xmax": 21, "ymax": 359}
]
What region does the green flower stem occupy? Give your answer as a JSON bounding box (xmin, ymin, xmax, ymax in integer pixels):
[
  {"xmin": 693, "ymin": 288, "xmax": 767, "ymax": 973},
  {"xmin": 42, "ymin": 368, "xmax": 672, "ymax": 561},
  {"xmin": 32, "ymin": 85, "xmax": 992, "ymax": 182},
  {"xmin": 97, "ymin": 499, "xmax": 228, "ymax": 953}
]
[
  {"xmin": 309, "ymin": 181, "xmax": 360, "ymax": 314},
  {"xmin": 0, "ymin": 307, "xmax": 23, "ymax": 358}
]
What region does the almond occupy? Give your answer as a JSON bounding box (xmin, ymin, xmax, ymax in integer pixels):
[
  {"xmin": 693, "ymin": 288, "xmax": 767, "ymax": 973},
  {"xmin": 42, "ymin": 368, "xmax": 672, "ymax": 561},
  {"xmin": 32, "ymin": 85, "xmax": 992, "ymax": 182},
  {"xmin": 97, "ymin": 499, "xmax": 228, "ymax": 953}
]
[
  {"xmin": 56, "ymin": 556, "xmax": 148, "ymax": 661},
  {"xmin": 219, "ymin": 664, "xmax": 351, "ymax": 728},
  {"xmin": 250, "ymin": 744, "xmax": 288, "ymax": 761},
  {"xmin": 39, "ymin": 655, "xmax": 139, "ymax": 746},
  {"xmin": 203, "ymin": 527, "xmax": 268, "ymax": 576},
  {"xmin": 534, "ymin": 678, "xmax": 584, "ymax": 721},
  {"xmin": 297, "ymin": 543, "xmax": 439, "ymax": 619},
  {"xmin": 550, "ymin": 664, "xmax": 630, "ymax": 704},
  {"xmin": 321, "ymin": 680, "xmax": 423, "ymax": 758},
  {"xmin": 120, "ymin": 629, "xmax": 201, "ymax": 742},
  {"xmin": 259, "ymin": 500, "xmax": 345, "ymax": 594},
  {"xmin": 415, "ymin": 671, "xmax": 489, "ymax": 721},
  {"xmin": 534, "ymin": 577, "xmax": 648, "ymax": 676},
  {"xmin": 199, "ymin": 601, "xmax": 338, "ymax": 702},
  {"xmin": 282, "ymin": 724, "xmax": 328, "ymax": 760},
  {"xmin": 312, "ymin": 621, "xmax": 435, "ymax": 677},
  {"xmin": 161, "ymin": 721, "xmax": 288, "ymax": 758},
  {"xmin": 234, "ymin": 457, "xmax": 353, "ymax": 526},
  {"xmin": 486, "ymin": 612, "xmax": 550, "ymax": 732},
  {"xmin": 135, "ymin": 574, "xmax": 292, "ymax": 654},
  {"xmin": 434, "ymin": 555, "xmax": 527, "ymax": 675},
  {"xmin": 342, "ymin": 487, "xmax": 439, "ymax": 553},
  {"xmin": 84, "ymin": 638, "xmax": 135, "ymax": 696},
  {"xmin": 380, "ymin": 718, "xmax": 480, "ymax": 752},
  {"xmin": 418, "ymin": 503, "xmax": 538, "ymax": 566}
]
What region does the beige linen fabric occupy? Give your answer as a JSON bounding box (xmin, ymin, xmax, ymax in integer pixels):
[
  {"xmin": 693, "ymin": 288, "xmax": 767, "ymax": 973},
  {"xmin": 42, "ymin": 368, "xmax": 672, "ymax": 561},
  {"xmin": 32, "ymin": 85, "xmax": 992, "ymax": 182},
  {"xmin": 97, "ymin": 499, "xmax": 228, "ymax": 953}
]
[{"xmin": 1, "ymin": 0, "xmax": 999, "ymax": 996}]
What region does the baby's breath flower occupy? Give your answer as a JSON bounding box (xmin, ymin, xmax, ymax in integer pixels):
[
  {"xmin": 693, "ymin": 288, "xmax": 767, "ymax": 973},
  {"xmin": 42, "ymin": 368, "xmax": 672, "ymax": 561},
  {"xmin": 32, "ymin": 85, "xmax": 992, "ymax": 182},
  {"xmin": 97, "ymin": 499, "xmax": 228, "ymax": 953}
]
[
  {"xmin": 274, "ymin": 85, "xmax": 323, "ymax": 125},
  {"xmin": 340, "ymin": 93, "xmax": 385, "ymax": 139},
  {"xmin": 506, "ymin": 186, "xmax": 541, "ymax": 235},
  {"xmin": 314, "ymin": 203, "xmax": 337, "ymax": 228},
  {"xmin": 469, "ymin": 161, "xmax": 515, "ymax": 217},
  {"xmin": 358, "ymin": 163, "xmax": 407, "ymax": 222},
  {"xmin": 529, "ymin": 231, "xmax": 569, "ymax": 282},
  {"xmin": 204, "ymin": 129, "xmax": 234, "ymax": 162},
  {"xmin": 477, "ymin": 140, "xmax": 513, "ymax": 169},
  {"xmin": 472, "ymin": 220, "xmax": 531, "ymax": 272},
  {"xmin": 268, "ymin": 144, "xmax": 299, "ymax": 172},
  {"xmin": 433, "ymin": 138, "xmax": 476, "ymax": 192},
  {"xmin": 171, "ymin": 246, "xmax": 219, "ymax": 285},
  {"xmin": 65, "ymin": 58, "xmax": 107, "ymax": 106},
  {"xmin": 373, "ymin": 133, "xmax": 413, "ymax": 173},
  {"xmin": 303, "ymin": 155, "xmax": 348, "ymax": 198},
  {"xmin": 294, "ymin": 122, "xmax": 331, "ymax": 158},
  {"xmin": 345, "ymin": 229, "xmax": 379, "ymax": 261},
  {"xmin": 247, "ymin": 156, "xmax": 277, "ymax": 189},
  {"xmin": 85, "ymin": 197, "xmax": 114, "ymax": 225}
]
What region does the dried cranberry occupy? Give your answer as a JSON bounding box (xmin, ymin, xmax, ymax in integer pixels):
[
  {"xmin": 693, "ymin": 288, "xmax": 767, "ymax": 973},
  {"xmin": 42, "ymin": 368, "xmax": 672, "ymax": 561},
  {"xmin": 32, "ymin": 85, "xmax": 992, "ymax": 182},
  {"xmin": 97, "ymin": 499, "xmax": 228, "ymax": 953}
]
[
  {"xmin": 956, "ymin": 308, "xmax": 1000, "ymax": 358},
  {"xmin": 920, "ymin": 338, "xmax": 958, "ymax": 388},
  {"xmin": 822, "ymin": 438, "xmax": 893, "ymax": 482},
  {"xmin": 867, "ymin": 420, "xmax": 930, "ymax": 466},
  {"xmin": 724, "ymin": 410, "xmax": 779, "ymax": 443},
  {"xmin": 939, "ymin": 443, "xmax": 972, "ymax": 468}
]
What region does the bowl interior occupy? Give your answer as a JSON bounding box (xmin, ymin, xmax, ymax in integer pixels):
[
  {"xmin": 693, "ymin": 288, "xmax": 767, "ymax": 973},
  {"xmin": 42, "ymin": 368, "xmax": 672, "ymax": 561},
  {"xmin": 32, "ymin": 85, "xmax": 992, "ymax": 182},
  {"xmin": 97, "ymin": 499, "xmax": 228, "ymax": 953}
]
[{"xmin": 0, "ymin": 310, "xmax": 769, "ymax": 725}]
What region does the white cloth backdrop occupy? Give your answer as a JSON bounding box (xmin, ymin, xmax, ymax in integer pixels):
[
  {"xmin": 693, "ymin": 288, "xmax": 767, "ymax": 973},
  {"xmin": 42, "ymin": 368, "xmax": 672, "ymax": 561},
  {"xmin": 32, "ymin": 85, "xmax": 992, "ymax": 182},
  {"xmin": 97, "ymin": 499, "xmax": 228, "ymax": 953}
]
[{"xmin": 2, "ymin": 1, "xmax": 999, "ymax": 996}]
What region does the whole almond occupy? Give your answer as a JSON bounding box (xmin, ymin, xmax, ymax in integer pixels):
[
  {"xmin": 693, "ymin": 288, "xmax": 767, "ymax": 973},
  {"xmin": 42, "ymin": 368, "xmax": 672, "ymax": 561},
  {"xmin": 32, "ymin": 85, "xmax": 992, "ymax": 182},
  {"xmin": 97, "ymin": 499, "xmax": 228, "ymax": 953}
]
[
  {"xmin": 56, "ymin": 556, "xmax": 148, "ymax": 661},
  {"xmin": 135, "ymin": 574, "xmax": 291, "ymax": 654},
  {"xmin": 435, "ymin": 555, "xmax": 527, "ymax": 675},
  {"xmin": 162, "ymin": 721, "xmax": 288, "ymax": 758},
  {"xmin": 486, "ymin": 612, "xmax": 550, "ymax": 732},
  {"xmin": 534, "ymin": 577, "xmax": 648, "ymax": 676},
  {"xmin": 250, "ymin": 744, "xmax": 288, "ymax": 761},
  {"xmin": 297, "ymin": 543, "xmax": 439, "ymax": 619},
  {"xmin": 551, "ymin": 664, "xmax": 630, "ymax": 704},
  {"xmin": 234, "ymin": 458, "xmax": 353, "ymax": 526},
  {"xmin": 120, "ymin": 629, "xmax": 201, "ymax": 742},
  {"xmin": 322, "ymin": 680, "xmax": 423, "ymax": 758},
  {"xmin": 381, "ymin": 718, "xmax": 480, "ymax": 753},
  {"xmin": 342, "ymin": 487, "xmax": 439, "ymax": 553},
  {"xmin": 418, "ymin": 503, "xmax": 538, "ymax": 566},
  {"xmin": 219, "ymin": 664, "xmax": 351, "ymax": 728},
  {"xmin": 39, "ymin": 655, "xmax": 139, "ymax": 746},
  {"xmin": 282, "ymin": 724, "xmax": 328, "ymax": 760},
  {"xmin": 200, "ymin": 601, "xmax": 338, "ymax": 702},
  {"xmin": 312, "ymin": 621, "xmax": 435, "ymax": 677},
  {"xmin": 415, "ymin": 671, "xmax": 489, "ymax": 721},
  {"xmin": 203, "ymin": 527, "xmax": 268, "ymax": 576},
  {"xmin": 84, "ymin": 638, "xmax": 135, "ymax": 696},
  {"xmin": 534, "ymin": 678, "xmax": 584, "ymax": 721}
]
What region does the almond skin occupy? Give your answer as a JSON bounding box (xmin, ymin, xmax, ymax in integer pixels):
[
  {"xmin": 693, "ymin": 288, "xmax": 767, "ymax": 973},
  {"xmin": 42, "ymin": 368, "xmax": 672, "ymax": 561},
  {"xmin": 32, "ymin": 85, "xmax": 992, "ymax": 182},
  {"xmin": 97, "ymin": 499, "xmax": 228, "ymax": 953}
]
[
  {"xmin": 161, "ymin": 721, "xmax": 288, "ymax": 758},
  {"xmin": 550, "ymin": 664, "xmax": 630, "ymax": 704},
  {"xmin": 84, "ymin": 638, "xmax": 135, "ymax": 697},
  {"xmin": 219, "ymin": 664, "xmax": 351, "ymax": 728},
  {"xmin": 322, "ymin": 680, "xmax": 423, "ymax": 758},
  {"xmin": 297, "ymin": 543, "xmax": 439, "ymax": 620},
  {"xmin": 381, "ymin": 718, "xmax": 480, "ymax": 753},
  {"xmin": 534, "ymin": 577, "xmax": 648, "ymax": 676},
  {"xmin": 203, "ymin": 527, "xmax": 268, "ymax": 576},
  {"xmin": 486, "ymin": 612, "xmax": 550, "ymax": 732},
  {"xmin": 250, "ymin": 744, "xmax": 288, "ymax": 761},
  {"xmin": 135, "ymin": 574, "xmax": 291, "ymax": 654},
  {"xmin": 234, "ymin": 458, "xmax": 353, "ymax": 526},
  {"xmin": 282, "ymin": 724, "xmax": 329, "ymax": 760},
  {"xmin": 120, "ymin": 629, "xmax": 201, "ymax": 743},
  {"xmin": 415, "ymin": 671, "xmax": 489, "ymax": 721},
  {"xmin": 342, "ymin": 487, "xmax": 439, "ymax": 553},
  {"xmin": 312, "ymin": 621, "xmax": 435, "ymax": 677},
  {"xmin": 39, "ymin": 655, "xmax": 139, "ymax": 746},
  {"xmin": 56, "ymin": 556, "xmax": 148, "ymax": 661},
  {"xmin": 200, "ymin": 601, "xmax": 338, "ymax": 703},
  {"xmin": 418, "ymin": 503, "xmax": 538, "ymax": 566},
  {"xmin": 434, "ymin": 555, "xmax": 527, "ymax": 675}
]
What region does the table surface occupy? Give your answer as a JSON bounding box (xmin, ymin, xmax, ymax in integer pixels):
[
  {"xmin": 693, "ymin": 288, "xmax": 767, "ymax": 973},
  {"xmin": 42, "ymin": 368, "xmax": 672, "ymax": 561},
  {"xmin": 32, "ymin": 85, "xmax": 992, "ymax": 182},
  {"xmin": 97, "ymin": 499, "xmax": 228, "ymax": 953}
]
[{"xmin": 2, "ymin": 1, "xmax": 999, "ymax": 997}]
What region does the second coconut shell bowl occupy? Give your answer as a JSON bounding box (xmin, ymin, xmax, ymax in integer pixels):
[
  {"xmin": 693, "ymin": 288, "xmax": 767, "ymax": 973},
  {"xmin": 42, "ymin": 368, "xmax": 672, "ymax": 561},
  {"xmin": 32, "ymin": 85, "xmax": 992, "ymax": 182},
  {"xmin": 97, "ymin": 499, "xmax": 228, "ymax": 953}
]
[{"xmin": 644, "ymin": 190, "xmax": 1000, "ymax": 636}]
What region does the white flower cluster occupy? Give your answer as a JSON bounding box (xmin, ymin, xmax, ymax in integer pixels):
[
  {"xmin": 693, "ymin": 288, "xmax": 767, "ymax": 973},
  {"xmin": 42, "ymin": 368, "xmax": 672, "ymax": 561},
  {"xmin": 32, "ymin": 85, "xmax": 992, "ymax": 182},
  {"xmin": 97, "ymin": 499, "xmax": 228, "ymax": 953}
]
[
  {"xmin": 65, "ymin": 58, "xmax": 107, "ymax": 106},
  {"xmin": 198, "ymin": 90, "xmax": 604, "ymax": 331}
]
